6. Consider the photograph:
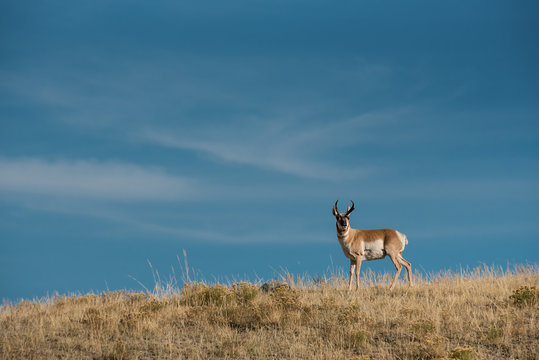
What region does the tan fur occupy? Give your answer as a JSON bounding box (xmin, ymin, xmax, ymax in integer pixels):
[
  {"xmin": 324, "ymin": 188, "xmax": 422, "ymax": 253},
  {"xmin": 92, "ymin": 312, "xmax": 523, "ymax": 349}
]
[{"xmin": 333, "ymin": 201, "xmax": 413, "ymax": 291}]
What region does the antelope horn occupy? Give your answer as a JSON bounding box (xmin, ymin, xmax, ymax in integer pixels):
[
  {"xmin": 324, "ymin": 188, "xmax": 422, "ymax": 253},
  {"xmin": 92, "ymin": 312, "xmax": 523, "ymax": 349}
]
[{"xmin": 345, "ymin": 200, "xmax": 355, "ymax": 215}]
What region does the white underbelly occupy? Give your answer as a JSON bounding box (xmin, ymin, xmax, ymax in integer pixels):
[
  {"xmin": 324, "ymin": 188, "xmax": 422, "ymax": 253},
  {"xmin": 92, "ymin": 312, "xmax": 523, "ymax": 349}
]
[{"xmin": 361, "ymin": 240, "xmax": 385, "ymax": 260}]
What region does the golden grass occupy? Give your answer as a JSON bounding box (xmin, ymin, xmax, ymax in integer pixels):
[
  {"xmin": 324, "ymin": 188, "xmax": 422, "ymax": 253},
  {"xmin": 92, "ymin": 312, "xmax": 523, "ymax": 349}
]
[{"xmin": 1, "ymin": 264, "xmax": 537, "ymax": 359}]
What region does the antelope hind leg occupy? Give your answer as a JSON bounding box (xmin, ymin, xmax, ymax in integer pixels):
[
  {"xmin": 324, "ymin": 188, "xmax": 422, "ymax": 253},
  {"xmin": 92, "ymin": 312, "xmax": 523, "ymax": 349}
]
[
  {"xmin": 399, "ymin": 255, "xmax": 413, "ymax": 287},
  {"xmin": 389, "ymin": 254, "xmax": 403, "ymax": 291}
]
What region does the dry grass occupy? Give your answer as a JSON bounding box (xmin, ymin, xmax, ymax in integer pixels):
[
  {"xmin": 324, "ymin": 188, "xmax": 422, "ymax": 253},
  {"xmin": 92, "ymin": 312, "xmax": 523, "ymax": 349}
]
[{"xmin": 1, "ymin": 264, "xmax": 537, "ymax": 359}]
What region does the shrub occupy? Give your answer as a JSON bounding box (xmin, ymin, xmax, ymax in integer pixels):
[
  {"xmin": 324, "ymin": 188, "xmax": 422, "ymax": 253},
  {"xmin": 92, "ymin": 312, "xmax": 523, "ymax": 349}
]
[
  {"xmin": 140, "ymin": 298, "xmax": 165, "ymax": 313},
  {"xmin": 509, "ymin": 285, "xmax": 538, "ymax": 307},
  {"xmin": 180, "ymin": 283, "xmax": 233, "ymax": 306},
  {"xmin": 449, "ymin": 346, "xmax": 475, "ymax": 360},
  {"xmin": 412, "ymin": 334, "xmax": 448, "ymax": 359},
  {"xmin": 270, "ymin": 286, "xmax": 300, "ymax": 309},
  {"xmin": 232, "ymin": 282, "xmax": 259, "ymax": 304}
]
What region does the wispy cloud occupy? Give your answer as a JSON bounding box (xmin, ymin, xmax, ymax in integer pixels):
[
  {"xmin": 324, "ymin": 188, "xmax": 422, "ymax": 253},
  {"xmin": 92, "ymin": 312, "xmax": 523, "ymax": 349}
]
[
  {"xmin": 136, "ymin": 110, "xmax": 407, "ymax": 181},
  {"xmin": 136, "ymin": 105, "xmax": 424, "ymax": 181},
  {"xmin": 141, "ymin": 129, "xmax": 350, "ymax": 180},
  {"xmin": 0, "ymin": 157, "xmax": 193, "ymax": 201}
]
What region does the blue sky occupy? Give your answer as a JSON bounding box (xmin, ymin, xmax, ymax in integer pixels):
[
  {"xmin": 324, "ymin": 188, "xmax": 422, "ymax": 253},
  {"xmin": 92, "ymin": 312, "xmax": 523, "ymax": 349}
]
[{"xmin": 1, "ymin": 1, "xmax": 538, "ymax": 300}]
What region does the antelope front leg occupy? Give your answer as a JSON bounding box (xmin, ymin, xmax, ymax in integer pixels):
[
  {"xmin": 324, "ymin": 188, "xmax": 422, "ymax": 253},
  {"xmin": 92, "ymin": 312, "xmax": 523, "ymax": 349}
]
[
  {"xmin": 355, "ymin": 257, "xmax": 362, "ymax": 290},
  {"xmin": 348, "ymin": 259, "xmax": 356, "ymax": 290}
]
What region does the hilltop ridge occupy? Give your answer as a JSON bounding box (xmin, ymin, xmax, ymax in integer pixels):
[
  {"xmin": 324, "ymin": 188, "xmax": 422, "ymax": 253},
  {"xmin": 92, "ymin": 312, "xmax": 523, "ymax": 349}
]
[{"xmin": 1, "ymin": 265, "xmax": 537, "ymax": 359}]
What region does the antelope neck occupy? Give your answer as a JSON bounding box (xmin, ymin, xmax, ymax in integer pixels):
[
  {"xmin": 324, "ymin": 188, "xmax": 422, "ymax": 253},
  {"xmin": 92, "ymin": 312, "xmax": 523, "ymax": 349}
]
[{"xmin": 337, "ymin": 226, "xmax": 350, "ymax": 240}]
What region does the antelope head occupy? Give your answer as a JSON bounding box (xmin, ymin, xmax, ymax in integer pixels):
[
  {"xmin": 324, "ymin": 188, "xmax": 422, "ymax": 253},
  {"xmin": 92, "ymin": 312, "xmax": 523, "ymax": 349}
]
[{"xmin": 332, "ymin": 200, "xmax": 355, "ymax": 230}]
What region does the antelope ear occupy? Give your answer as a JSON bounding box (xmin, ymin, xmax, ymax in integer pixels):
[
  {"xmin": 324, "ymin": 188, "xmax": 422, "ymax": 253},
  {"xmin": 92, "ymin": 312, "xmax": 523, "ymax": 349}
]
[{"xmin": 346, "ymin": 205, "xmax": 351, "ymax": 213}]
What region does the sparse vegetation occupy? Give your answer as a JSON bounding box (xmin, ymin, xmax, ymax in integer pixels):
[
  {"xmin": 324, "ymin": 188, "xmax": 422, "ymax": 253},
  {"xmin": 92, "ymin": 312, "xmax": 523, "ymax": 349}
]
[
  {"xmin": 0, "ymin": 265, "xmax": 537, "ymax": 359},
  {"xmin": 509, "ymin": 285, "xmax": 538, "ymax": 307},
  {"xmin": 449, "ymin": 346, "xmax": 475, "ymax": 360}
]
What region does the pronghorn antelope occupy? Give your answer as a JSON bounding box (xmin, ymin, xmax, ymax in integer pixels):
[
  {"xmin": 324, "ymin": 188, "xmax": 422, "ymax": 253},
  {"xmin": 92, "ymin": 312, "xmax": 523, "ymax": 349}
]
[{"xmin": 333, "ymin": 200, "xmax": 412, "ymax": 290}]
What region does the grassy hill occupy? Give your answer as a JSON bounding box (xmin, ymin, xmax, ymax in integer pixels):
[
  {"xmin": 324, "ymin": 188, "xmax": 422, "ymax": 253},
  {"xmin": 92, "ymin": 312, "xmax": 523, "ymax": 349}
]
[{"xmin": 1, "ymin": 265, "xmax": 537, "ymax": 359}]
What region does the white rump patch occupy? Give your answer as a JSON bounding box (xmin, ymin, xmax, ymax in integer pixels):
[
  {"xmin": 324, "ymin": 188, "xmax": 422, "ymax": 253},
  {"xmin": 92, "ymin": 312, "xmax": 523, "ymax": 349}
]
[{"xmin": 397, "ymin": 231, "xmax": 408, "ymax": 250}]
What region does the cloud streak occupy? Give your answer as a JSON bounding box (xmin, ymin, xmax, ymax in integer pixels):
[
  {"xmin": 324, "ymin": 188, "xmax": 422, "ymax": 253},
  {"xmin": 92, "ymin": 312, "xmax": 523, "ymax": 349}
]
[
  {"xmin": 0, "ymin": 157, "xmax": 192, "ymax": 201},
  {"xmin": 137, "ymin": 111, "xmax": 399, "ymax": 181},
  {"xmin": 142, "ymin": 130, "xmax": 348, "ymax": 180},
  {"xmin": 136, "ymin": 106, "xmax": 423, "ymax": 181}
]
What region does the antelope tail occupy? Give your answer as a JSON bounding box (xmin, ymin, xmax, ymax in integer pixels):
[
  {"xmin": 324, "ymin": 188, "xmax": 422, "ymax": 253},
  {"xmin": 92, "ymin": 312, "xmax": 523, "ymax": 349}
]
[{"xmin": 397, "ymin": 231, "xmax": 408, "ymax": 246}]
